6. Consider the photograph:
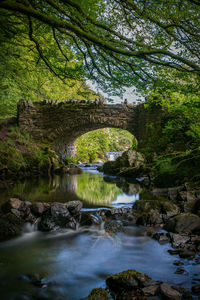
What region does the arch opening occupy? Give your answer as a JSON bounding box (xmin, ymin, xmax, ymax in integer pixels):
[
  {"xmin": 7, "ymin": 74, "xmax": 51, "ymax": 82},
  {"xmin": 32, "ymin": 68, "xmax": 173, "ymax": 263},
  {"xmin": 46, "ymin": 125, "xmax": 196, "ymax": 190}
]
[{"xmin": 66, "ymin": 128, "xmax": 137, "ymax": 164}]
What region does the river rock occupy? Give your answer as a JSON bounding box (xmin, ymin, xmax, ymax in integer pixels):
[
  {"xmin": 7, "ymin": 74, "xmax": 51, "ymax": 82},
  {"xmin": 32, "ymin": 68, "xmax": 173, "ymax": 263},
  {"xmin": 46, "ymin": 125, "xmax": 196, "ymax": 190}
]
[
  {"xmin": 67, "ymin": 166, "xmax": 82, "ymax": 175},
  {"xmin": 2, "ymin": 198, "xmax": 22, "ymax": 213},
  {"xmin": 123, "ymin": 150, "xmax": 145, "ymax": 168},
  {"xmin": 136, "ymin": 210, "xmax": 163, "ymax": 226},
  {"xmin": 192, "ymin": 284, "xmax": 200, "ymax": 294},
  {"xmin": 178, "ymin": 248, "xmax": 196, "ymax": 259},
  {"xmin": 103, "ymin": 150, "xmax": 145, "ymax": 176},
  {"xmin": 80, "ymin": 212, "xmax": 94, "ymax": 226},
  {"xmin": 160, "ymin": 283, "xmax": 181, "ymax": 299},
  {"xmin": 65, "ymin": 200, "xmax": 82, "ymax": 216},
  {"xmin": 168, "ymin": 233, "xmax": 190, "ymax": 248},
  {"xmin": 38, "ymin": 201, "xmax": 82, "ymax": 231},
  {"xmin": 152, "ymin": 232, "xmax": 170, "ymax": 243},
  {"xmin": 97, "ymin": 165, "xmax": 103, "ymax": 172},
  {"xmin": 104, "ymin": 220, "xmax": 124, "ymax": 233},
  {"xmin": 0, "ymin": 213, "xmax": 24, "ymax": 241},
  {"xmin": 31, "ymin": 202, "xmax": 49, "ymax": 216},
  {"xmin": 142, "ymin": 285, "xmax": 158, "ymax": 296},
  {"xmin": 86, "ymin": 287, "xmax": 111, "ymax": 300},
  {"xmin": 106, "ymin": 269, "xmax": 153, "ymax": 292},
  {"xmin": 164, "ymin": 213, "xmax": 200, "ymax": 233},
  {"xmin": 168, "ymin": 186, "xmax": 184, "ymax": 201}
]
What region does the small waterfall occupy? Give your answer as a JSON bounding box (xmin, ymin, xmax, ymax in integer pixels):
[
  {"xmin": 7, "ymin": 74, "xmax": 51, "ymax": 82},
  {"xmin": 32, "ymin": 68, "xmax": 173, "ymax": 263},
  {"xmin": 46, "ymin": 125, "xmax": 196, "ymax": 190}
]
[
  {"xmin": 107, "ymin": 151, "xmax": 124, "ymax": 161},
  {"xmin": 22, "ymin": 221, "xmax": 38, "ymax": 234}
]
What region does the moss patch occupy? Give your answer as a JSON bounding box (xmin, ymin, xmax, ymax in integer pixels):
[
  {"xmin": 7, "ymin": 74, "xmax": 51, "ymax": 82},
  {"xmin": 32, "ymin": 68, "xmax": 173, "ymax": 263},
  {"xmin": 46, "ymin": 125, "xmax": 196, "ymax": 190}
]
[
  {"xmin": 106, "ymin": 269, "xmax": 151, "ymax": 292},
  {"xmin": 0, "ymin": 124, "xmax": 60, "ymax": 177},
  {"xmin": 87, "ymin": 288, "xmax": 111, "ymax": 300}
]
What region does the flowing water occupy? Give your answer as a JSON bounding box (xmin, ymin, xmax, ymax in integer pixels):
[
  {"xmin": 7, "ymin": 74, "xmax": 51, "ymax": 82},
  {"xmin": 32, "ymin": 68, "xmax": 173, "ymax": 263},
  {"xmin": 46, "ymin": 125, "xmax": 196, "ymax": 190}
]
[{"xmin": 0, "ymin": 168, "xmax": 199, "ymax": 300}]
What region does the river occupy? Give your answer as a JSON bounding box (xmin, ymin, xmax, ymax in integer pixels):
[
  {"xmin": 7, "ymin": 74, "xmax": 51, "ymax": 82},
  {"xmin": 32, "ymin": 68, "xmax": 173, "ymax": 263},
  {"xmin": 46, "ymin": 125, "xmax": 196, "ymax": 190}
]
[{"xmin": 0, "ymin": 167, "xmax": 199, "ymax": 299}]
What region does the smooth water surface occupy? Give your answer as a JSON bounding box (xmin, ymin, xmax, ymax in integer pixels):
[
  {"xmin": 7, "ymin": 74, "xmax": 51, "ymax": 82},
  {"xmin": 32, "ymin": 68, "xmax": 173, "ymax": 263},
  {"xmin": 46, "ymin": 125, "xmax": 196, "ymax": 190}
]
[
  {"xmin": 1, "ymin": 224, "xmax": 198, "ymax": 300},
  {"xmin": 0, "ymin": 169, "xmax": 199, "ymax": 299},
  {"xmin": 0, "ymin": 171, "xmax": 140, "ymax": 208}
]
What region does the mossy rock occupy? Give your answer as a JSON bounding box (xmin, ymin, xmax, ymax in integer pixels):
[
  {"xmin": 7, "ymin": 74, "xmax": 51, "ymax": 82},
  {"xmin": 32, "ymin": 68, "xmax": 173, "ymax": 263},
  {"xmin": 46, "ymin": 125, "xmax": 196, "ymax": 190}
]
[
  {"xmin": 133, "ymin": 200, "xmax": 163, "ymax": 213},
  {"xmin": 133, "ymin": 198, "xmax": 177, "ymax": 214},
  {"xmin": 106, "ymin": 269, "xmax": 152, "ymax": 292},
  {"xmin": 104, "ymin": 220, "xmax": 124, "ymax": 233},
  {"xmin": 0, "ymin": 213, "xmax": 24, "ymax": 241},
  {"xmin": 103, "ymin": 150, "xmax": 145, "ymax": 176},
  {"xmin": 86, "ymin": 288, "xmax": 111, "ymax": 300},
  {"xmin": 136, "ymin": 211, "xmax": 163, "ymax": 226},
  {"xmin": 164, "ymin": 213, "xmax": 200, "ymax": 233},
  {"xmin": 103, "ymin": 160, "xmax": 120, "ymax": 175}
]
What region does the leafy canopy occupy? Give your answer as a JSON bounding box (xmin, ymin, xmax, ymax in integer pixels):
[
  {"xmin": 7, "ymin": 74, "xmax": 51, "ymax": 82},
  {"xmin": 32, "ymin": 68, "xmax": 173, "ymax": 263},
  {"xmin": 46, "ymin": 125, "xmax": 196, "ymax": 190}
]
[
  {"xmin": 0, "ymin": 0, "xmax": 200, "ymax": 96},
  {"xmin": 0, "ymin": 8, "xmax": 97, "ymax": 117}
]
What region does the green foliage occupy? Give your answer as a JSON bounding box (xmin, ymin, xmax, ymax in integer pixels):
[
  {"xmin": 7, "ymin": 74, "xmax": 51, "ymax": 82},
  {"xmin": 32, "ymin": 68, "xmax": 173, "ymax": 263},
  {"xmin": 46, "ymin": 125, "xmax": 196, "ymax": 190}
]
[
  {"xmin": 0, "ymin": 125, "xmax": 59, "ymax": 174},
  {"xmin": 75, "ymin": 128, "xmax": 135, "ymax": 162},
  {"xmin": 146, "ymin": 89, "xmax": 200, "ymax": 149},
  {"xmin": 0, "ymin": 10, "xmax": 97, "ymax": 118},
  {"xmin": 153, "ymin": 149, "xmax": 200, "ymax": 187},
  {"xmin": 0, "ymin": 0, "xmax": 199, "ymax": 97},
  {"xmin": 64, "ymin": 155, "xmax": 77, "ymax": 165}
]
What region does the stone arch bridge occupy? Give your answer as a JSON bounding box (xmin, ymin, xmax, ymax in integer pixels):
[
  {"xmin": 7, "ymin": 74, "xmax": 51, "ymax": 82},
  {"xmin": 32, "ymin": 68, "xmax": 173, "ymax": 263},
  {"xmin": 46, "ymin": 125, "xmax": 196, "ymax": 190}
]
[{"xmin": 17, "ymin": 100, "xmax": 162, "ymax": 157}]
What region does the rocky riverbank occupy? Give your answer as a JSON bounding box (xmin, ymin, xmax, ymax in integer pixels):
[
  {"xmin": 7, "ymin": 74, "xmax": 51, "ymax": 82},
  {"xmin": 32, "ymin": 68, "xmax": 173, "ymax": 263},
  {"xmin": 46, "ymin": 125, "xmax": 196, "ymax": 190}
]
[
  {"xmin": 102, "ymin": 149, "xmax": 200, "ymax": 190},
  {"xmin": 0, "ymin": 119, "xmax": 82, "ymax": 186},
  {"xmin": 0, "ymin": 192, "xmax": 200, "ymax": 298},
  {"xmin": 85, "ymin": 268, "xmax": 194, "ymax": 299}
]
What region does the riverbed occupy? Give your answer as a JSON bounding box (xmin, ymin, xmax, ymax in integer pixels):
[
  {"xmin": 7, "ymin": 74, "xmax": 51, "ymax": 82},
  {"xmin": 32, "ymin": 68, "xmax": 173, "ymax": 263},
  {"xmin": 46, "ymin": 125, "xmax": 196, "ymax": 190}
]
[{"xmin": 0, "ymin": 168, "xmax": 199, "ymax": 299}]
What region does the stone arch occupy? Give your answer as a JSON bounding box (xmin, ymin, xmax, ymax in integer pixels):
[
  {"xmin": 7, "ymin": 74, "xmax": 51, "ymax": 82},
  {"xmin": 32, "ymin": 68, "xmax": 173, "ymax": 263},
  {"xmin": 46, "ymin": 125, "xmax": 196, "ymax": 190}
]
[{"xmin": 17, "ymin": 100, "xmax": 164, "ymax": 157}]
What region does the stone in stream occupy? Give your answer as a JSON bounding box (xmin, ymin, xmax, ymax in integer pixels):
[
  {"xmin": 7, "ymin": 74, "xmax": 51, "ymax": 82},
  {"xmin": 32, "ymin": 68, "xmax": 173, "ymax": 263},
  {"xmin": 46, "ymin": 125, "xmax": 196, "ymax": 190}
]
[
  {"xmin": 1, "ymin": 198, "xmax": 22, "ymax": 213},
  {"xmin": 168, "ymin": 232, "xmax": 190, "ymax": 248},
  {"xmin": 93, "ymin": 269, "xmax": 184, "ymax": 300},
  {"xmin": 173, "ymin": 260, "xmax": 184, "ymax": 266},
  {"xmin": 65, "ymin": 200, "xmax": 82, "ymax": 216},
  {"xmin": 38, "ymin": 201, "xmax": 82, "ymax": 231},
  {"xmin": 174, "ymin": 267, "xmax": 187, "ymax": 275},
  {"xmin": 104, "ymin": 220, "xmax": 124, "ymax": 233},
  {"xmin": 0, "ymin": 213, "xmax": 24, "ymax": 241},
  {"xmin": 31, "ymin": 202, "xmax": 46, "ymax": 216},
  {"xmin": 192, "ymin": 284, "xmax": 200, "ymax": 294},
  {"xmin": 86, "ymin": 287, "xmax": 111, "ymax": 300},
  {"xmin": 106, "ymin": 269, "xmax": 154, "ymax": 292},
  {"xmin": 164, "ymin": 213, "xmax": 200, "ymax": 234},
  {"xmin": 80, "ymin": 211, "xmax": 94, "ymax": 226},
  {"xmin": 160, "ymin": 283, "xmax": 181, "ymax": 300},
  {"xmin": 152, "ymin": 232, "xmax": 170, "ymax": 243}
]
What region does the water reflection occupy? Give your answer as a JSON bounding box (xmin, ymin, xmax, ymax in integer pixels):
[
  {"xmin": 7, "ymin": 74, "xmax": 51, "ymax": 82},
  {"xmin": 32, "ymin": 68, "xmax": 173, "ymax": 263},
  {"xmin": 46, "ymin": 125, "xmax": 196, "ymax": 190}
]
[{"xmin": 0, "ymin": 171, "xmax": 141, "ymax": 208}]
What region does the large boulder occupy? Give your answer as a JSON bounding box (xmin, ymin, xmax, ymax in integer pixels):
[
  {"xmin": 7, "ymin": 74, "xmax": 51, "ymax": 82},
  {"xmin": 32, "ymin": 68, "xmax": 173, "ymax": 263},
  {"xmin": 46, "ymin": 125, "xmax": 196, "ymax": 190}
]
[
  {"xmin": 38, "ymin": 201, "xmax": 82, "ymax": 231},
  {"xmin": 31, "ymin": 202, "xmax": 50, "ymax": 216},
  {"xmin": 65, "ymin": 200, "xmax": 82, "ymax": 216},
  {"xmin": 1, "ymin": 198, "xmax": 22, "ymax": 213},
  {"xmin": 121, "ymin": 150, "xmax": 145, "ymax": 168},
  {"xmin": 106, "ymin": 269, "xmax": 153, "ymax": 292},
  {"xmin": 160, "ymin": 283, "xmax": 181, "ymax": 300},
  {"xmin": 103, "ymin": 150, "xmax": 145, "ymax": 176},
  {"xmin": 133, "ymin": 199, "xmax": 180, "ymax": 226},
  {"xmin": 164, "ymin": 213, "xmax": 200, "ymax": 234}
]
